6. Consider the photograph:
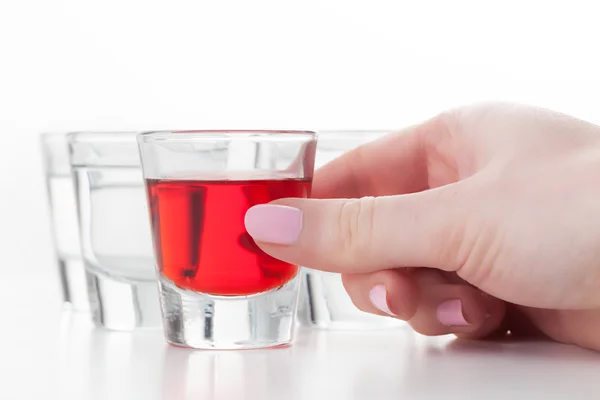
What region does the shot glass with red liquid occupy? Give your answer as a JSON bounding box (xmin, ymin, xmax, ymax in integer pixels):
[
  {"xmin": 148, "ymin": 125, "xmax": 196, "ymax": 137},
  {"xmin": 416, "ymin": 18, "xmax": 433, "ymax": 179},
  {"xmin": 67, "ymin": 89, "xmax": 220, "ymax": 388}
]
[{"xmin": 137, "ymin": 130, "xmax": 317, "ymax": 349}]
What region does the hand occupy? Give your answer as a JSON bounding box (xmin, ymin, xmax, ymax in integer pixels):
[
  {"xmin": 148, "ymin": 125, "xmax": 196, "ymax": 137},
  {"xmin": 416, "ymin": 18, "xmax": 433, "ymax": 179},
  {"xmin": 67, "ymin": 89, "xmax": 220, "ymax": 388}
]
[{"xmin": 244, "ymin": 102, "xmax": 600, "ymax": 351}]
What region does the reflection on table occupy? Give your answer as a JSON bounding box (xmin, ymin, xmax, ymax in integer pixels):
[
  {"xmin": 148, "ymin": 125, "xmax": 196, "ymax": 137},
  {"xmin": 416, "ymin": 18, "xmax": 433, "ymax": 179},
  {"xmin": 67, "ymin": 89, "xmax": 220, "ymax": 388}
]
[{"xmin": 56, "ymin": 309, "xmax": 600, "ymax": 400}]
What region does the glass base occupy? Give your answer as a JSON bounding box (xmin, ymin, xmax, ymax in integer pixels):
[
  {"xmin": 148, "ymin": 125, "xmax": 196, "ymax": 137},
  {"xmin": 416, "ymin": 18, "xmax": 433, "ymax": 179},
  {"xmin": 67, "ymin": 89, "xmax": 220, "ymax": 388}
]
[
  {"xmin": 85, "ymin": 269, "xmax": 162, "ymax": 331},
  {"xmin": 297, "ymin": 270, "xmax": 406, "ymax": 330},
  {"xmin": 158, "ymin": 274, "xmax": 300, "ymax": 350},
  {"xmin": 58, "ymin": 257, "xmax": 90, "ymax": 312}
]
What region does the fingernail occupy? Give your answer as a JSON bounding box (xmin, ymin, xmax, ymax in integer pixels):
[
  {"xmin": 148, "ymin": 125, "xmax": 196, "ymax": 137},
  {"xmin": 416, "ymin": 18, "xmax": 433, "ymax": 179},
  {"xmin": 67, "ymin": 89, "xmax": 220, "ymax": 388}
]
[
  {"xmin": 437, "ymin": 299, "xmax": 470, "ymax": 326},
  {"xmin": 369, "ymin": 285, "xmax": 395, "ymax": 316},
  {"xmin": 244, "ymin": 205, "xmax": 303, "ymax": 245}
]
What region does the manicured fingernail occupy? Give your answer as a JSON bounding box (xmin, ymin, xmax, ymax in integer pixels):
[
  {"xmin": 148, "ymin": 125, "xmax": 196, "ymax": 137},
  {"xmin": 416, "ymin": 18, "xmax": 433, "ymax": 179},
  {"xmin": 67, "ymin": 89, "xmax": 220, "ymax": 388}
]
[
  {"xmin": 244, "ymin": 205, "xmax": 303, "ymax": 245},
  {"xmin": 437, "ymin": 299, "xmax": 470, "ymax": 326},
  {"xmin": 369, "ymin": 285, "xmax": 395, "ymax": 316}
]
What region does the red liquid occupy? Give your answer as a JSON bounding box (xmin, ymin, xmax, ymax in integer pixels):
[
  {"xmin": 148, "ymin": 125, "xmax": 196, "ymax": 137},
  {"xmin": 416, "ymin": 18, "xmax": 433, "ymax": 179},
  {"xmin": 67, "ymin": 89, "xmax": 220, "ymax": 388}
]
[{"xmin": 146, "ymin": 178, "xmax": 311, "ymax": 296}]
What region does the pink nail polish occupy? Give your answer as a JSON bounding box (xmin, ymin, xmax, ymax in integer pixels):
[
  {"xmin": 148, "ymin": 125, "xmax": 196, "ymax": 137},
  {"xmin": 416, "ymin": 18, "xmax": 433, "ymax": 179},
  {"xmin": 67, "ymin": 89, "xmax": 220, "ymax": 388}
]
[
  {"xmin": 244, "ymin": 204, "xmax": 303, "ymax": 245},
  {"xmin": 437, "ymin": 299, "xmax": 470, "ymax": 327},
  {"xmin": 369, "ymin": 285, "xmax": 395, "ymax": 316}
]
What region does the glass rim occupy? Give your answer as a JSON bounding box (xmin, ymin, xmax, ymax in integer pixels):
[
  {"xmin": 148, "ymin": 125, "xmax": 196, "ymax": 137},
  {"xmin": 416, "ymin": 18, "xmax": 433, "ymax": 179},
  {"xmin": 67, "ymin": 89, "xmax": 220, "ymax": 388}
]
[
  {"xmin": 68, "ymin": 131, "xmax": 143, "ymax": 168},
  {"xmin": 137, "ymin": 130, "xmax": 318, "ymax": 142},
  {"xmin": 40, "ymin": 132, "xmax": 71, "ymax": 174},
  {"xmin": 40, "ymin": 131, "xmax": 68, "ymax": 141},
  {"xmin": 67, "ymin": 131, "xmax": 141, "ymax": 144},
  {"xmin": 317, "ymin": 129, "xmax": 394, "ymax": 136}
]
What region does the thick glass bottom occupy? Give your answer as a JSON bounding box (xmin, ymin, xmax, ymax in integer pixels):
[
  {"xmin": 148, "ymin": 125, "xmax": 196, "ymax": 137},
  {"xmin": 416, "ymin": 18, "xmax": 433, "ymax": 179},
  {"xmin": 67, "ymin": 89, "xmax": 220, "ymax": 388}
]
[
  {"xmin": 158, "ymin": 273, "xmax": 300, "ymax": 350},
  {"xmin": 85, "ymin": 268, "xmax": 162, "ymax": 331},
  {"xmin": 58, "ymin": 257, "xmax": 90, "ymax": 312}
]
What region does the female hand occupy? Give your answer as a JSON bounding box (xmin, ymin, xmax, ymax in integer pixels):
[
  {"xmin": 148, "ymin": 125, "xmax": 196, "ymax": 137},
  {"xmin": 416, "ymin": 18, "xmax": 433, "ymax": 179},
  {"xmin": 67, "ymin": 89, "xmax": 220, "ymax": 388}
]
[{"xmin": 245, "ymin": 102, "xmax": 600, "ymax": 351}]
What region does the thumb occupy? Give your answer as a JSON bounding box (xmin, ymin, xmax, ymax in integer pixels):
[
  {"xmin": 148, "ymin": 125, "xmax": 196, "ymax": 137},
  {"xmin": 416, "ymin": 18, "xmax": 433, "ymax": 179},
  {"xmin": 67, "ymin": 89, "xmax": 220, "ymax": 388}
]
[{"xmin": 244, "ymin": 183, "xmax": 471, "ymax": 274}]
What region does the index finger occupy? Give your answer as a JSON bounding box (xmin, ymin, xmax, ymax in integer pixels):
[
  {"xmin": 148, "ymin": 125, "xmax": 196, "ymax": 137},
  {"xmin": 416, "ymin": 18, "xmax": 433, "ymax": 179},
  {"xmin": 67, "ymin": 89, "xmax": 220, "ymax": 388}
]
[{"xmin": 312, "ymin": 124, "xmax": 432, "ymax": 199}]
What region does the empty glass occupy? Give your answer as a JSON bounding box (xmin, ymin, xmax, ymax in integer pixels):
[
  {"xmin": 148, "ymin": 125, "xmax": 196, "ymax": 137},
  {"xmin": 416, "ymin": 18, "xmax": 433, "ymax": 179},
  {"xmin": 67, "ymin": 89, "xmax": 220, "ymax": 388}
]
[
  {"xmin": 137, "ymin": 130, "xmax": 317, "ymax": 349},
  {"xmin": 40, "ymin": 133, "xmax": 89, "ymax": 311},
  {"xmin": 69, "ymin": 132, "xmax": 161, "ymax": 330},
  {"xmin": 297, "ymin": 130, "xmax": 406, "ymax": 330}
]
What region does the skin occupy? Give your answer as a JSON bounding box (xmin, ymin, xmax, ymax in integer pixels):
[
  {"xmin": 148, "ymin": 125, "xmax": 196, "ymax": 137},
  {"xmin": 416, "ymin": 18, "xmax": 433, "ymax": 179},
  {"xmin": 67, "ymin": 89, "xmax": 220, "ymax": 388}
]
[{"xmin": 248, "ymin": 102, "xmax": 600, "ymax": 351}]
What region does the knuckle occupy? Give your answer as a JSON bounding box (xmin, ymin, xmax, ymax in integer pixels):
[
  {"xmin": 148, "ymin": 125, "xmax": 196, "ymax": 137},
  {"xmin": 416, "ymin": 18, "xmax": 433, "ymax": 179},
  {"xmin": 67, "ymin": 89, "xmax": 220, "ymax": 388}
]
[{"xmin": 337, "ymin": 197, "xmax": 376, "ymax": 258}]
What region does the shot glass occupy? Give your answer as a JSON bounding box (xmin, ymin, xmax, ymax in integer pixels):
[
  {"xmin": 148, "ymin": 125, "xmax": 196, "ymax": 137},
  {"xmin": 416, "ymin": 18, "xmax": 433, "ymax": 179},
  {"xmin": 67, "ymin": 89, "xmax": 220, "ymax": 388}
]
[
  {"xmin": 137, "ymin": 130, "xmax": 317, "ymax": 349},
  {"xmin": 40, "ymin": 133, "xmax": 89, "ymax": 311},
  {"xmin": 69, "ymin": 132, "xmax": 162, "ymax": 330},
  {"xmin": 297, "ymin": 130, "xmax": 406, "ymax": 330}
]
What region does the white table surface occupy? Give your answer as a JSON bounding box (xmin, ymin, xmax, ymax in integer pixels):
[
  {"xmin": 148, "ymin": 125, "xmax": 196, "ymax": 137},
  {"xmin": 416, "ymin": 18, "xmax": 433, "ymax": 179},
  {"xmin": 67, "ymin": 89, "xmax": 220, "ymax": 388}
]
[{"xmin": 4, "ymin": 275, "xmax": 600, "ymax": 400}]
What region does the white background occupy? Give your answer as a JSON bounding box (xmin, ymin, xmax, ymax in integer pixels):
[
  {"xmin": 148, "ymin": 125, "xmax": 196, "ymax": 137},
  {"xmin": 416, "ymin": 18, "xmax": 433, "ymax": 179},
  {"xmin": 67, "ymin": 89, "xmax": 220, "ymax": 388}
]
[
  {"xmin": 3, "ymin": 1, "xmax": 600, "ymax": 398},
  {"xmin": 2, "ymin": 0, "xmax": 600, "ymax": 279}
]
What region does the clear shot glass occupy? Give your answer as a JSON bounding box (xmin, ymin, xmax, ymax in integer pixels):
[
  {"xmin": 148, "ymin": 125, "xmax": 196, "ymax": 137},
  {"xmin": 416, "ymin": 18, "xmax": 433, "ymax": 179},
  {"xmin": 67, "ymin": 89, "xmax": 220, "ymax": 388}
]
[
  {"xmin": 297, "ymin": 130, "xmax": 407, "ymax": 330},
  {"xmin": 137, "ymin": 130, "xmax": 317, "ymax": 349},
  {"xmin": 68, "ymin": 132, "xmax": 162, "ymax": 330},
  {"xmin": 40, "ymin": 133, "xmax": 89, "ymax": 311}
]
